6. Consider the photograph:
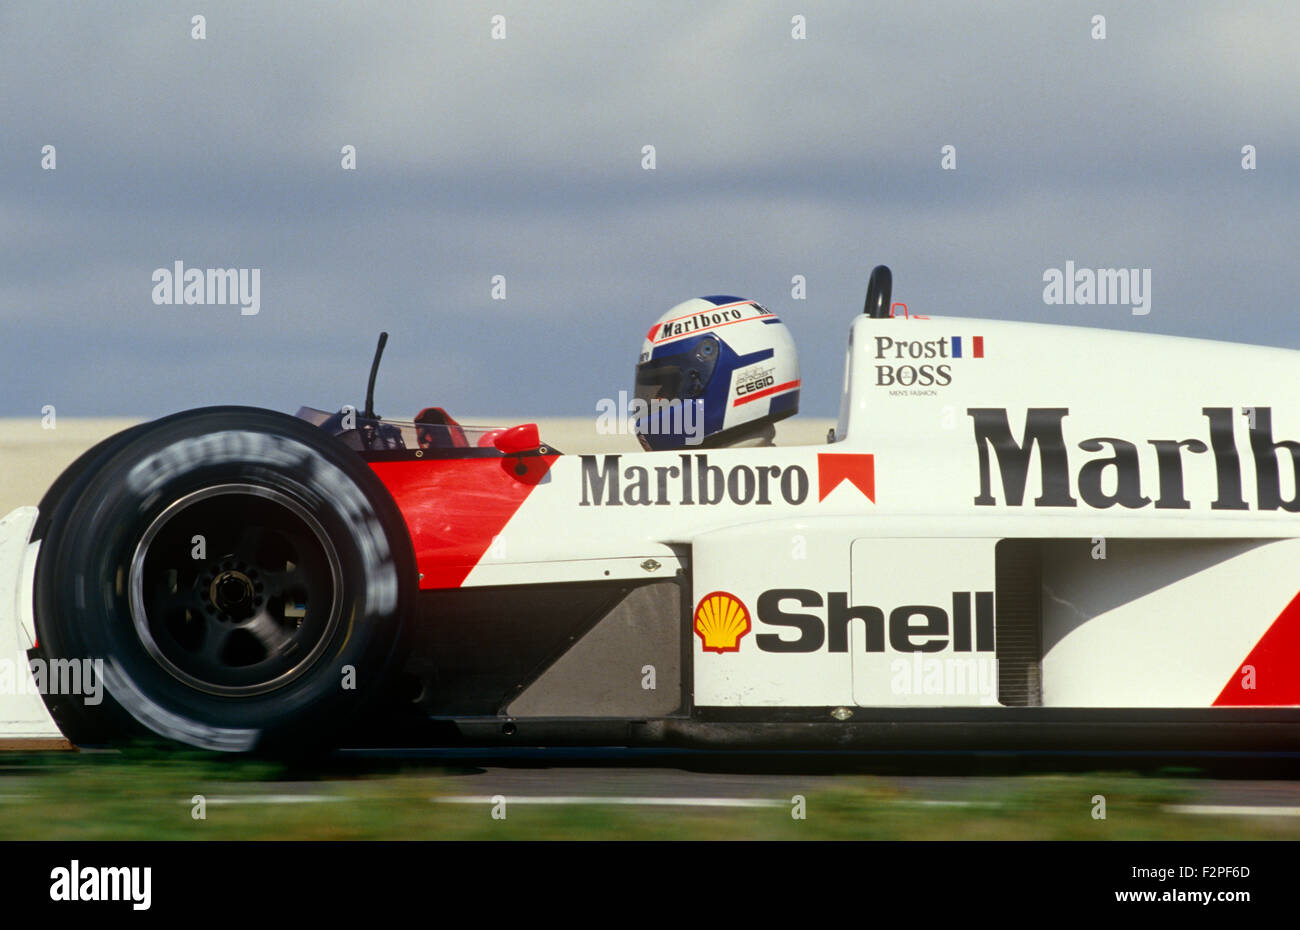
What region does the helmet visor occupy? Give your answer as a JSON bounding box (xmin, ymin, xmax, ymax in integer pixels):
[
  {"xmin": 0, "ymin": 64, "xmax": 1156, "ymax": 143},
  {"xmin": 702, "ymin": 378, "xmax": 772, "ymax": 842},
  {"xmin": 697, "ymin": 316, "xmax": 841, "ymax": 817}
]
[{"xmin": 634, "ymin": 336, "xmax": 719, "ymax": 404}]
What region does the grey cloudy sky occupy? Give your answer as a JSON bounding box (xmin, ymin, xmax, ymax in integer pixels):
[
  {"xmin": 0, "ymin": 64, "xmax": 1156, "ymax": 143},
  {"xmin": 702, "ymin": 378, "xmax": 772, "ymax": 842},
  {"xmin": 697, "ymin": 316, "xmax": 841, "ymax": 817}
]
[{"xmin": 3, "ymin": 1, "xmax": 1298, "ymax": 420}]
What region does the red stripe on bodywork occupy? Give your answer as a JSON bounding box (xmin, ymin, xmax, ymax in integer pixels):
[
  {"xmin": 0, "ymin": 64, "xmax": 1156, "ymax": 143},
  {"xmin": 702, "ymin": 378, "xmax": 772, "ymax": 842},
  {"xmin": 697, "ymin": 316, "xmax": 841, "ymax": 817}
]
[
  {"xmin": 1213, "ymin": 589, "xmax": 1300, "ymax": 706},
  {"xmin": 368, "ymin": 454, "xmax": 558, "ymax": 589}
]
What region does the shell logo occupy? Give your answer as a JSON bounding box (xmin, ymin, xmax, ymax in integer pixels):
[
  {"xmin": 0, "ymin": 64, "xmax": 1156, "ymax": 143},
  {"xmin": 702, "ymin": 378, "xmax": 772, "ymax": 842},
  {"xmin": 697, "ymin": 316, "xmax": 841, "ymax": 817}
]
[{"xmin": 693, "ymin": 591, "xmax": 751, "ymax": 653}]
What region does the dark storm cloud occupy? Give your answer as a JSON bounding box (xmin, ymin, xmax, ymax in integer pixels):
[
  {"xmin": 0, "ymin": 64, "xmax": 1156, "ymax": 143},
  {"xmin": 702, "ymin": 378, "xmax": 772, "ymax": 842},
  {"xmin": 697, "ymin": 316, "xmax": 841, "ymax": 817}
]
[{"xmin": 2, "ymin": 1, "xmax": 1297, "ymax": 417}]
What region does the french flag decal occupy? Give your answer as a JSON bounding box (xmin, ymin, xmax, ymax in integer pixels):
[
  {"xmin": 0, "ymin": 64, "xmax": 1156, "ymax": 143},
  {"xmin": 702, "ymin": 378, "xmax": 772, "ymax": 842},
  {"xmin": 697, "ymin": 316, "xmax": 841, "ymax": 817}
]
[{"xmin": 951, "ymin": 336, "xmax": 984, "ymax": 359}]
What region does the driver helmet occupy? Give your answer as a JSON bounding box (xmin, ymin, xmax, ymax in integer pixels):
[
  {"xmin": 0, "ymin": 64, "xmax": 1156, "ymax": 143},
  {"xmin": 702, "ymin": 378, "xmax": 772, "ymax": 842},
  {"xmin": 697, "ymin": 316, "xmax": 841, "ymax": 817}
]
[{"xmin": 633, "ymin": 296, "xmax": 799, "ymax": 450}]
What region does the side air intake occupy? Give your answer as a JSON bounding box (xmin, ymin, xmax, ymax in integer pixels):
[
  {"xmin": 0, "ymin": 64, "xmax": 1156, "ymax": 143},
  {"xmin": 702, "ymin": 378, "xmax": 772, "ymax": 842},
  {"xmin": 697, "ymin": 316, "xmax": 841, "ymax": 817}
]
[{"xmin": 995, "ymin": 539, "xmax": 1042, "ymax": 706}]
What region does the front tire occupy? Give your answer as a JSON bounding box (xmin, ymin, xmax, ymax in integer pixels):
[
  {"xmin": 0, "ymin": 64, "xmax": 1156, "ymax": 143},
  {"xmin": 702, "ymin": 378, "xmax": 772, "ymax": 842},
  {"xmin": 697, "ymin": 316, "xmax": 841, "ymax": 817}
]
[{"xmin": 34, "ymin": 406, "xmax": 415, "ymax": 754}]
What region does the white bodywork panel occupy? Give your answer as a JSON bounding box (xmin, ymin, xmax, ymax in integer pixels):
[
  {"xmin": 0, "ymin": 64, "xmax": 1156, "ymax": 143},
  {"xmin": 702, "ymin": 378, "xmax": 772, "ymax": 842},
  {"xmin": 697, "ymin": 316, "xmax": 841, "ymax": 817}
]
[
  {"xmin": 850, "ymin": 538, "xmax": 997, "ymax": 707},
  {"xmin": 692, "ymin": 519, "xmax": 857, "ymax": 707},
  {"xmin": 1040, "ymin": 537, "xmax": 1300, "ymax": 706},
  {"xmin": 691, "ymin": 529, "xmax": 1000, "ymax": 708},
  {"xmin": 0, "ymin": 507, "xmax": 62, "ymax": 738}
]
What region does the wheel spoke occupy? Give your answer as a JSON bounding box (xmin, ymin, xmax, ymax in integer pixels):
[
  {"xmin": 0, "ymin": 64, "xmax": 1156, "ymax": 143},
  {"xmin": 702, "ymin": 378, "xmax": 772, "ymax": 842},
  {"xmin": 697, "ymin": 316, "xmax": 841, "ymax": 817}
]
[
  {"xmin": 258, "ymin": 569, "xmax": 292, "ymax": 601},
  {"xmin": 156, "ymin": 585, "xmax": 203, "ymax": 615},
  {"xmin": 239, "ymin": 610, "xmax": 294, "ymax": 657},
  {"xmin": 198, "ymin": 622, "xmax": 235, "ymax": 665}
]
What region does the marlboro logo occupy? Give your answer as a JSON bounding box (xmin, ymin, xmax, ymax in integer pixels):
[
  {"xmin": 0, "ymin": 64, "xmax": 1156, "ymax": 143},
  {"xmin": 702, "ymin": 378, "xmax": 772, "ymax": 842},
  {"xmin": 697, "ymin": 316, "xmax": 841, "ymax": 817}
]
[
  {"xmin": 577, "ymin": 453, "xmax": 875, "ymax": 507},
  {"xmin": 970, "ymin": 406, "xmax": 1300, "ymax": 511},
  {"xmin": 647, "ymin": 301, "xmax": 771, "ymax": 345},
  {"xmin": 818, "ymin": 454, "xmax": 875, "ymax": 502}
]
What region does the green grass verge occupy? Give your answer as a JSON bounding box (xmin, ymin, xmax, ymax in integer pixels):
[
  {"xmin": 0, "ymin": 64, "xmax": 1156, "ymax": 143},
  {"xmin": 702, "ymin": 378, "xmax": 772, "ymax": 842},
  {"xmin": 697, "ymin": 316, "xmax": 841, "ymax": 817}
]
[{"xmin": 0, "ymin": 752, "xmax": 1297, "ymax": 840}]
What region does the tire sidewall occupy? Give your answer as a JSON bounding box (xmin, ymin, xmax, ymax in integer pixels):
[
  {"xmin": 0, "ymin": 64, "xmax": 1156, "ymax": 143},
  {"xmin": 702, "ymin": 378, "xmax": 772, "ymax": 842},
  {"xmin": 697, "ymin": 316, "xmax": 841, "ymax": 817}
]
[{"xmin": 35, "ymin": 408, "xmax": 413, "ymax": 753}]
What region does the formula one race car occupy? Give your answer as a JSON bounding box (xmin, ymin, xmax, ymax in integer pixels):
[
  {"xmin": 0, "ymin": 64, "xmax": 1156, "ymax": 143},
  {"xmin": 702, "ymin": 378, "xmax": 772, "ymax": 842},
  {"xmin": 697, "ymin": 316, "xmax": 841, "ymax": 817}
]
[{"xmin": 2, "ymin": 266, "xmax": 1298, "ymax": 754}]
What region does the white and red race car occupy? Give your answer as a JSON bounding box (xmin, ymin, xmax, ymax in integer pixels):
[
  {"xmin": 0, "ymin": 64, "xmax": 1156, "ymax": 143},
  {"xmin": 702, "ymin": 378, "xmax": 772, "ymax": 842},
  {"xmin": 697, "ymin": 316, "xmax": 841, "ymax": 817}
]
[{"xmin": 1, "ymin": 267, "xmax": 1297, "ymax": 753}]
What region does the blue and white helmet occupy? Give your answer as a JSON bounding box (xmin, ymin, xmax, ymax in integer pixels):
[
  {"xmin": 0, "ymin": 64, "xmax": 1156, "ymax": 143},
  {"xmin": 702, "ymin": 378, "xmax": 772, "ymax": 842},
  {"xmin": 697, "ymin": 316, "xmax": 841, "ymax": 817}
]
[{"xmin": 633, "ymin": 296, "xmax": 799, "ymax": 450}]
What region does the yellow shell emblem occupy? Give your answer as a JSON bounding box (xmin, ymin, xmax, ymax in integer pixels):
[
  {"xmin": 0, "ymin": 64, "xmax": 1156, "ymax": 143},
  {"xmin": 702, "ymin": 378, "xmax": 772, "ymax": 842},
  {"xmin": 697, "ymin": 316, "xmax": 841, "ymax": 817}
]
[{"xmin": 694, "ymin": 591, "xmax": 751, "ymax": 653}]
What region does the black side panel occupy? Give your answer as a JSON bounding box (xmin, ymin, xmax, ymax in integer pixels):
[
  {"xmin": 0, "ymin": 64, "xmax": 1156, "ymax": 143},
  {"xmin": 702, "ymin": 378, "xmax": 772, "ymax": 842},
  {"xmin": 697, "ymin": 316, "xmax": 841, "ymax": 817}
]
[
  {"xmin": 995, "ymin": 539, "xmax": 1042, "ymax": 706},
  {"xmin": 413, "ymin": 580, "xmax": 653, "ymax": 716},
  {"xmin": 444, "ymin": 707, "xmax": 1300, "ymax": 752}
]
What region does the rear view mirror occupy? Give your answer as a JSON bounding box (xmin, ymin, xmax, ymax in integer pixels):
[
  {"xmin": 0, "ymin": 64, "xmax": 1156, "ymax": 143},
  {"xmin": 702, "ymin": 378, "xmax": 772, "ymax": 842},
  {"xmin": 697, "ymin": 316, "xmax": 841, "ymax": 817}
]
[{"xmin": 493, "ymin": 423, "xmax": 540, "ymax": 456}]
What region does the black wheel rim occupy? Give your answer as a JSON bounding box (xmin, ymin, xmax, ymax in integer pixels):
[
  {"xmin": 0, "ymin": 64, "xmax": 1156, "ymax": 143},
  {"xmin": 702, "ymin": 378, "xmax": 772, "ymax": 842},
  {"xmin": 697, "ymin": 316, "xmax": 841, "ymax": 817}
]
[{"xmin": 128, "ymin": 484, "xmax": 344, "ymax": 696}]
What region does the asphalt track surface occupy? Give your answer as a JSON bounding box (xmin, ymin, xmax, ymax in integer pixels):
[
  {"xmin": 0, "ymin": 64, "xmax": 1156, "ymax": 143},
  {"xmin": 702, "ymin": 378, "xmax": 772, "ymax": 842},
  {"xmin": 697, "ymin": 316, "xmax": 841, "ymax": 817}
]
[{"xmin": 318, "ymin": 747, "xmax": 1300, "ymax": 812}]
